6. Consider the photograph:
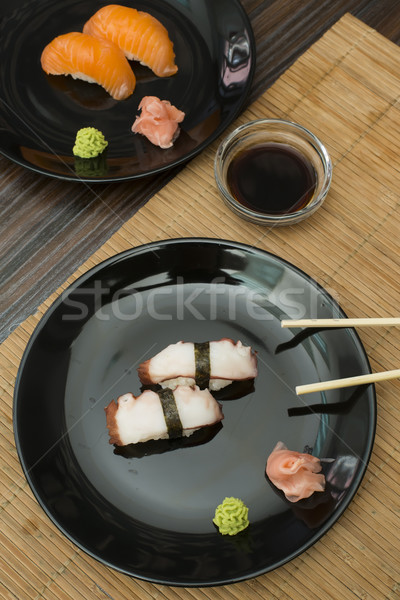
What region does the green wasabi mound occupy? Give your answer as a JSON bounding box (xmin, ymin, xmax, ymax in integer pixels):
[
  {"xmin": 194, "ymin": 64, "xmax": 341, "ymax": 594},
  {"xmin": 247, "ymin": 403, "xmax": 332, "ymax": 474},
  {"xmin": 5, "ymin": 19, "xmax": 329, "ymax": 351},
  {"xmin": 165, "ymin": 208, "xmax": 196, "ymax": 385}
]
[
  {"xmin": 73, "ymin": 127, "xmax": 108, "ymax": 158},
  {"xmin": 213, "ymin": 497, "xmax": 249, "ymax": 535}
]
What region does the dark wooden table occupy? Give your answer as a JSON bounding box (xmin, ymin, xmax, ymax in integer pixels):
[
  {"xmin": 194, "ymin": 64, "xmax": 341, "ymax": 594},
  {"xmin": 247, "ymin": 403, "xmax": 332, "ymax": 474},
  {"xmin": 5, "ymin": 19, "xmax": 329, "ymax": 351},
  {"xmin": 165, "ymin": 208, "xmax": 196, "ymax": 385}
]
[{"xmin": 2, "ymin": 0, "xmax": 400, "ymax": 342}]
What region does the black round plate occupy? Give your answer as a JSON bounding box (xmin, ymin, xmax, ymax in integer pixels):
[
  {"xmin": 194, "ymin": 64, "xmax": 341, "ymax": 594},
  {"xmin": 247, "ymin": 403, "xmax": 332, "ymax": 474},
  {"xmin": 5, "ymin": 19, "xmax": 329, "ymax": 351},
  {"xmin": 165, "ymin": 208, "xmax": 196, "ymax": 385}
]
[
  {"xmin": 0, "ymin": 0, "xmax": 255, "ymax": 181},
  {"xmin": 14, "ymin": 239, "xmax": 376, "ymax": 586}
]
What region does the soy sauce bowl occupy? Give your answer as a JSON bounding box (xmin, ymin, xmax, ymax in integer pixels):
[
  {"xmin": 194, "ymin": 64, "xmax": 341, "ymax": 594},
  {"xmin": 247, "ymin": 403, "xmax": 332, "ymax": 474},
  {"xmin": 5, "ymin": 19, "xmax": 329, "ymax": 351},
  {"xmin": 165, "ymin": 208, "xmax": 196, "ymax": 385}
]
[{"xmin": 214, "ymin": 119, "xmax": 332, "ymax": 226}]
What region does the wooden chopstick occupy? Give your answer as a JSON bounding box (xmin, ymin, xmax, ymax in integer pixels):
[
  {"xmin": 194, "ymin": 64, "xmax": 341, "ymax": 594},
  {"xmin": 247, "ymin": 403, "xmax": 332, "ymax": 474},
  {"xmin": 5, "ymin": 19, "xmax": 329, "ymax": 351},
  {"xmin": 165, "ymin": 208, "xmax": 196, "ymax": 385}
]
[
  {"xmin": 296, "ymin": 368, "xmax": 400, "ymax": 395},
  {"xmin": 281, "ymin": 318, "xmax": 400, "ymax": 328}
]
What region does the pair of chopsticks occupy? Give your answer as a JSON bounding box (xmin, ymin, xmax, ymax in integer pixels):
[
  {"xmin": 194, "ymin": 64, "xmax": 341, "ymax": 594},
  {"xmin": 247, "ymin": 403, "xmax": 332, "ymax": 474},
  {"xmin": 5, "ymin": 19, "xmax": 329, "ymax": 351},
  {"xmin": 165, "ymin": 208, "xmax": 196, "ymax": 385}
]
[{"xmin": 281, "ymin": 318, "xmax": 400, "ymax": 395}]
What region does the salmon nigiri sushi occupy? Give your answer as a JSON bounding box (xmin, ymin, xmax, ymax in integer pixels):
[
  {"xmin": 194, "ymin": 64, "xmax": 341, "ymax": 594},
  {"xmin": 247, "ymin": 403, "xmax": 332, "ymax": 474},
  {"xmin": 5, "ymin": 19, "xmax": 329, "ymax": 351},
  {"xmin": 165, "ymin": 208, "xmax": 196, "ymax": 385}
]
[
  {"xmin": 83, "ymin": 4, "xmax": 178, "ymax": 78},
  {"xmin": 41, "ymin": 32, "xmax": 136, "ymax": 100}
]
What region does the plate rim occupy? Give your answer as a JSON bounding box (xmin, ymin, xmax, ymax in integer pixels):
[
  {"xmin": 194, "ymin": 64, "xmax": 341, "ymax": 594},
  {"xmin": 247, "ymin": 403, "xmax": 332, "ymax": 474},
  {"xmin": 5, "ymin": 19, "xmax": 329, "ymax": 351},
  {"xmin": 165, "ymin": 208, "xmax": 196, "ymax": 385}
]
[{"xmin": 13, "ymin": 237, "xmax": 377, "ymax": 586}]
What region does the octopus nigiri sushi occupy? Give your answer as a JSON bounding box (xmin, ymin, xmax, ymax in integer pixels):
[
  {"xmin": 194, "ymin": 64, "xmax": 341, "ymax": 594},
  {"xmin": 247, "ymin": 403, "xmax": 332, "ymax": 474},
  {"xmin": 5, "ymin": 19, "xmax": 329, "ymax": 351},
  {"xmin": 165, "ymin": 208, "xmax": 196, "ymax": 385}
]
[
  {"xmin": 105, "ymin": 385, "xmax": 223, "ymax": 446},
  {"xmin": 266, "ymin": 441, "xmax": 326, "ymax": 502},
  {"xmin": 41, "ymin": 32, "xmax": 136, "ymax": 100},
  {"xmin": 137, "ymin": 339, "xmax": 258, "ymax": 391},
  {"xmin": 83, "ymin": 4, "xmax": 178, "ymax": 78},
  {"xmin": 131, "ymin": 96, "xmax": 185, "ymax": 148}
]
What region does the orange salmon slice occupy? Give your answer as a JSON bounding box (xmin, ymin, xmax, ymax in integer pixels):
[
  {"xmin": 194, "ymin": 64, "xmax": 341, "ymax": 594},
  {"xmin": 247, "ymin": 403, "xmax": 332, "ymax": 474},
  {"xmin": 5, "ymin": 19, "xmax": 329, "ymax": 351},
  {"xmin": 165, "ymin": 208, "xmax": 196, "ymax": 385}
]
[
  {"xmin": 41, "ymin": 32, "xmax": 136, "ymax": 100},
  {"xmin": 83, "ymin": 4, "xmax": 178, "ymax": 78}
]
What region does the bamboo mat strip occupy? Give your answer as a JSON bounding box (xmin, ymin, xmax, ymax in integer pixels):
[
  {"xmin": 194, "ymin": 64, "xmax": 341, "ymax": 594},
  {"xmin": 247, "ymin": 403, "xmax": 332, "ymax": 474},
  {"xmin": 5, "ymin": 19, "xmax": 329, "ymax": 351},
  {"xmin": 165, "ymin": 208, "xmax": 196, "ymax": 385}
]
[{"xmin": 1, "ymin": 13, "xmax": 400, "ymax": 600}]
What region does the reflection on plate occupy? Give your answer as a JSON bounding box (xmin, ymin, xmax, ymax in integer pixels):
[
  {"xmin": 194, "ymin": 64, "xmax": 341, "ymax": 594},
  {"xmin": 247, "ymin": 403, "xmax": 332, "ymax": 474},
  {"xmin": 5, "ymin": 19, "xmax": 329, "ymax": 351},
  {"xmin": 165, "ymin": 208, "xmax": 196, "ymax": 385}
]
[
  {"xmin": 0, "ymin": 0, "xmax": 255, "ymax": 181},
  {"xmin": 13, "ymin": 239, "xmax": 376, "ymax": 586}
]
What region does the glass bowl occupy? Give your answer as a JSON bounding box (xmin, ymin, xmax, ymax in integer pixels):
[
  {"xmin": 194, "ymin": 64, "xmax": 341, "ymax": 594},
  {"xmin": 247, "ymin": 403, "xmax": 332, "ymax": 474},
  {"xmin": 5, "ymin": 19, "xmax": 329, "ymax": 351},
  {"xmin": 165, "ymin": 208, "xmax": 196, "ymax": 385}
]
[{"xmin": 214, "ymin": 119, "xmax": 332, "ymax": 226}]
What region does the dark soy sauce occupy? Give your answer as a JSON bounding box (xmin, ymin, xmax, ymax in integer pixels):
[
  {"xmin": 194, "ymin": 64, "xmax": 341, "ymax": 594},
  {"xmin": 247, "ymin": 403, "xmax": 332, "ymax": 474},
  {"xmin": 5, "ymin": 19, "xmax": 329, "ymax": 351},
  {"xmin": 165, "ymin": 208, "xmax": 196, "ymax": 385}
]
[{"xmin": 227, "ymin": 143, "xmax": 317, "ymax": 215}]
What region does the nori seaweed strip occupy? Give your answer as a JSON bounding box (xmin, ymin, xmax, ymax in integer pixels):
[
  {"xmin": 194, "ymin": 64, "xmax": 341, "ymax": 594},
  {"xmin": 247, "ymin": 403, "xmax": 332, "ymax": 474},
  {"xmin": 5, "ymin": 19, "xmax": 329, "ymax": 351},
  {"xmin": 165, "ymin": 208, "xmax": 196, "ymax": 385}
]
[
  {"xmin": 194, "ymin": 341, "xmax": 210, "ymax": 388},
  {"xmin": 157, "ymin": 388, "xmax": 183, "ymax": 438}
]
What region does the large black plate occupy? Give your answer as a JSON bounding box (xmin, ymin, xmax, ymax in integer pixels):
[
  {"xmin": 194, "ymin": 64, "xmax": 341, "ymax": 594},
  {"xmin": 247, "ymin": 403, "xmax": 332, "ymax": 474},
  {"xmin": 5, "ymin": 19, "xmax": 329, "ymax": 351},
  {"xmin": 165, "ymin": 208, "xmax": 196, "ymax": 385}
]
[
  {"xmin": 14, "ymin": 239, "xmax": 376, "ymax": 586},
  {"xmin": 0, "ymin": 0, "xmax": 254, "ymax": 181}
]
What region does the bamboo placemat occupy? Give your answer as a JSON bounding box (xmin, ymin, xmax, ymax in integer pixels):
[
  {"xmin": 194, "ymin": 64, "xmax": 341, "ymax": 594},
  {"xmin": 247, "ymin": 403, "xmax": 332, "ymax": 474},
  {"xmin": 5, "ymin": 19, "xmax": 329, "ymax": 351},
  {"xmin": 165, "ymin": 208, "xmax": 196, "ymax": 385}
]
[{"xmin": 1, "ymin": 13, "xmax": 400, "ymax": 600}]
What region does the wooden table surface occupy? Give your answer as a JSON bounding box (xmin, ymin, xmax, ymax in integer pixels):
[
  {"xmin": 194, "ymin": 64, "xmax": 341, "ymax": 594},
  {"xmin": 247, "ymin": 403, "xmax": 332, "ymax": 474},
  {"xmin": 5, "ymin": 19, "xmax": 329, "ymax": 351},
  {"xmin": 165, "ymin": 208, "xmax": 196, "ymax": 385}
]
[{"xmin": 1, "ymin": 0, "xmax": 400, "ymax": 342}]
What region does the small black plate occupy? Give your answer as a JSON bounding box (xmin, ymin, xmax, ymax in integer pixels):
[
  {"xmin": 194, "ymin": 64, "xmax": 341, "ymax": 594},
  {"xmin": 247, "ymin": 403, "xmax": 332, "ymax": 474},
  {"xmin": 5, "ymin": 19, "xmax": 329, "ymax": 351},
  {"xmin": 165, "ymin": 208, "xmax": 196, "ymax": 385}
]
[
  {"xmin": 0, "ymin": 0, "xmax": 255, "ymax": 181},
  {"xmin": 13, "ymin": 239, "xmax": 376, "ymax": 586}
]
